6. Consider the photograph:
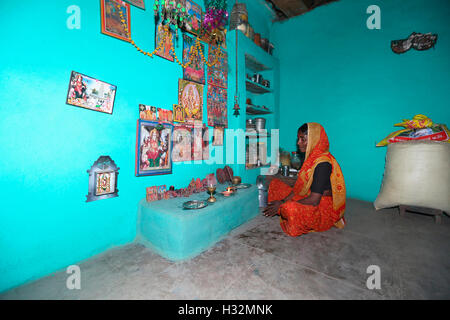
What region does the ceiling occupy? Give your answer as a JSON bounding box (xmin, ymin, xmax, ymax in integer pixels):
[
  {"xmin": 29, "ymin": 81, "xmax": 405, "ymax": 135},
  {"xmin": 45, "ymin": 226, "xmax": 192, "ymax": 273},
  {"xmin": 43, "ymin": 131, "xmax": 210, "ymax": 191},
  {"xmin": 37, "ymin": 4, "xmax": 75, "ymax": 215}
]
[{"xmin": 264, "ymin": 0, "xmax": 339, "ymax": 21}]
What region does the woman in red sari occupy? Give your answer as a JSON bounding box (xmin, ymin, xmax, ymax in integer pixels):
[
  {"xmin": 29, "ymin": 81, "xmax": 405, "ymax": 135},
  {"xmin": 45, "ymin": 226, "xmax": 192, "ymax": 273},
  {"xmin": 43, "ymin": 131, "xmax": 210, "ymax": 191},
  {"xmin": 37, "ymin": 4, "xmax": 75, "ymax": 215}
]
[{"xmin": 263, "ymin": 123, "xmax": 346, "ymax": 236}]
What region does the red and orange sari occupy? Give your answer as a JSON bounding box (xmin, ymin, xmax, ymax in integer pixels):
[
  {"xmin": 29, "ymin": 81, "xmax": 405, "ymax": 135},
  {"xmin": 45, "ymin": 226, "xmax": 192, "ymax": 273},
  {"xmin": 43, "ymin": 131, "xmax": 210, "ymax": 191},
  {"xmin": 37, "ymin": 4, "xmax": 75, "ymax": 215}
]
[{"xmin": 268, "ymin": 123, "xmax": 346, "ymax": 236}]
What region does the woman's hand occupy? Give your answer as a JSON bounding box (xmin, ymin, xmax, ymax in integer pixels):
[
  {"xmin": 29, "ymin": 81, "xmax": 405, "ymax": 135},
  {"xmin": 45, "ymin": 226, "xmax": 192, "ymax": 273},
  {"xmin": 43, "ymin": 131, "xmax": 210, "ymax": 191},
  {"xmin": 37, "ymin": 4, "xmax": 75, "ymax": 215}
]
[{"xmin": 263, "ymin": 200, "xmax": 283, "ymax": 217}]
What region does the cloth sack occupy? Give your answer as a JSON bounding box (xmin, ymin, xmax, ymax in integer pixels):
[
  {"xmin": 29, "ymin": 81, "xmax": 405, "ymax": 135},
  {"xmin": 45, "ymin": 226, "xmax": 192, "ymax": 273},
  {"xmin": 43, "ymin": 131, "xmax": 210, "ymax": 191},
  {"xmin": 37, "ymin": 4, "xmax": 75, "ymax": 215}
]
[{"xmin": 374, "ymin": 141, "xmax": 450, "ymax": 213}]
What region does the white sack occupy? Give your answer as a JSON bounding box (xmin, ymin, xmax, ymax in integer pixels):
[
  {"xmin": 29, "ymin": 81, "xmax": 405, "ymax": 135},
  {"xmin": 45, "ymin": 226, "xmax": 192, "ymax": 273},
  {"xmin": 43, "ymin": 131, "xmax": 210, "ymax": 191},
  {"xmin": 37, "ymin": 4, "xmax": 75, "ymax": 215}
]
[{"xmin": 374, "ymin": 141, "xmax": 450, "ymax": 213}]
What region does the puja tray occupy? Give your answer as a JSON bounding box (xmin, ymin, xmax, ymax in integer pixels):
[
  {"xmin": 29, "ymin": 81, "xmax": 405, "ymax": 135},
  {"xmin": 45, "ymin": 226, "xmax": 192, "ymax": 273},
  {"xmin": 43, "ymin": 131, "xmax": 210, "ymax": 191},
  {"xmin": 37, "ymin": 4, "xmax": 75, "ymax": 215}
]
[
  {"xmin": 234, "ymin": 183, "xmax": 252, "ymax": 189},
  {"xmin": 183, "ymin": 200, "xmax": 208, "ymax": 210}
]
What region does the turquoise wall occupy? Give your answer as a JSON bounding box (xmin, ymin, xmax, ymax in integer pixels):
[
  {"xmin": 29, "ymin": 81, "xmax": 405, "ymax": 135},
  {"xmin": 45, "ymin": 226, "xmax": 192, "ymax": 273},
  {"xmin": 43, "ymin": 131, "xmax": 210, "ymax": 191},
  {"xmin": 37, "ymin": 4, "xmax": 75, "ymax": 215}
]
[
  {"xmin": 272, "ymin": 0, "xmax": 450, "ymax": 202},
  {"xmin": 0, "ymin": 0, "xmax": 273, "ymax": 293}
]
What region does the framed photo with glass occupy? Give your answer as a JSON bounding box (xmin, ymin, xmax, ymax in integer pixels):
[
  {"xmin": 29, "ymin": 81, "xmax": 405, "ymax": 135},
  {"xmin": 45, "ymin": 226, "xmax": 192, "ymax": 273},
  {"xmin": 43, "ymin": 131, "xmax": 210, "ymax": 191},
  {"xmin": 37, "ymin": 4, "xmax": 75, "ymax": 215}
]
[
  {"xmin": 86, "ymin": 156, "xmax": 119, "ymax": 202},
  {"xmin": 136, "ymin": 120, "xmax": 173, "ymax": 176},
  {"xmin": 101, "ymin": 0, "xmax": 131, "ymax": 42},
  {"xmin": 66, "ymin": 71, "xmax": 117, "ymax": 114}
]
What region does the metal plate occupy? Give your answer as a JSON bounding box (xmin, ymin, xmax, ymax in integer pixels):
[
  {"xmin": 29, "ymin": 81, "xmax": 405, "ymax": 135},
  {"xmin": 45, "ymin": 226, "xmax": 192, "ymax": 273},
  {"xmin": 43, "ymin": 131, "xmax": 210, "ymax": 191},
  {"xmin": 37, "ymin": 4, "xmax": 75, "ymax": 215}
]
[
  {"xmin": 234, "ymin": 183, "xmax": 251, "ymax": 189},
  {"xmin": 183, "ymin": 200, "xmax": 208, "ymax": 210}
]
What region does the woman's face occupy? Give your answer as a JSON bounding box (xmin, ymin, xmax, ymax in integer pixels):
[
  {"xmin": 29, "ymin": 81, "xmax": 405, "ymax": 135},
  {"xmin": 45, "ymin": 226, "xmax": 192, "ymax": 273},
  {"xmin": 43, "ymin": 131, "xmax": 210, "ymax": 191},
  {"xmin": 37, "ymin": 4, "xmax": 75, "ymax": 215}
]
[{"xmin": 297, "ymin": 131, "xmax": 307, "ymax": 153}]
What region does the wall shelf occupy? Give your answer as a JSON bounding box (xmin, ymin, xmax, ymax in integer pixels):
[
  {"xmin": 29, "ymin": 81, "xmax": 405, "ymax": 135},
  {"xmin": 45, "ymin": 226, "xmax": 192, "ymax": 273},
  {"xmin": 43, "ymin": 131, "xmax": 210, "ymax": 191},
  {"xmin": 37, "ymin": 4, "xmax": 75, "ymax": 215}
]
[
  {"xmin": 246, "ymin": 80, "xmax": 272, "ymax": 94},
  {"xmin": 246, "ymin": 104, "xmax": 272, "ymax": 115},
  {"xmin": 245, "ymin": 131, "xmax": 271, "ymax": 139},
  {"xmin": 245, "ymin": 54, "xmax": 272, "ymax": 72}
]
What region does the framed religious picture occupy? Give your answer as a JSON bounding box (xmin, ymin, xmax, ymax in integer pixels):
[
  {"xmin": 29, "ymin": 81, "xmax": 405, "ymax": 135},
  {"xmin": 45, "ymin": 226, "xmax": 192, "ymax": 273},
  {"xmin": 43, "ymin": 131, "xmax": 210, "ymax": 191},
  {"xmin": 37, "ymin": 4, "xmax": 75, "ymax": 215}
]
[
  {"xmin": 157, "ymin": 185, "xmax": 167, "ymax": 200},
  {"xmin": 212, "ymin": 126, "xmax": 224, "ymax": 146},
  {"xmin": 207, "ymin": 45, "xmax": 228, "ymax": 89},
  {"xmin": 172, "ymin": 124, "xmax": 193, "ymax": 162},
  {"xmin": 146, "ymin": 186, "xmax": 158, "ymax": 202},
  {"xmin": 157, "ymin": 108, "xmax": 173, "ymax": 123},
  {"xmin": 139, "ymin": 104, "xmax": 158, "ymax": 120},
  {"xmin": 155, "ymin": 19, "xmax": 174, "ymax": 62},
  {"xmin": 191, "ymin": 125, "xmax": 203, "ymax": 161},
  {"xmin": 178, "ymin": 79, "xmax": 203, "ymax": 125},
  {"xmin": 101, "ymin": 0, "xmax": 131, "ymax": 42},
  {"xmin": 183, "ymin": 34, "xmax": 205, "ymax": 84},
  {"xmin": 185, "ymin": 0, "xmax": 202, "ymax": 36},
  {"xmin": 202, "ymin": 125, "xmax": 210, "ymax": 160},
  {"xmin": 86, "ymin": 156, "xmax": 119, "ymax": 202},
  {"xmin": 173, "ymin": 104, "xmax": 185, "ymax": 123},
  {"xmin": 207, "ymin": 84, "xmax": 228, "ymax": 127},
  {"xmin": 136, "ymin": 120, "xmax": 173, "ymax": 176},
  {"xmin": 66, "ymin": 71, "xmax": 117, "ymax": 115},
  {"xmin": 124, "ymin": 0, "xmax": 145, "ymax": 9}
]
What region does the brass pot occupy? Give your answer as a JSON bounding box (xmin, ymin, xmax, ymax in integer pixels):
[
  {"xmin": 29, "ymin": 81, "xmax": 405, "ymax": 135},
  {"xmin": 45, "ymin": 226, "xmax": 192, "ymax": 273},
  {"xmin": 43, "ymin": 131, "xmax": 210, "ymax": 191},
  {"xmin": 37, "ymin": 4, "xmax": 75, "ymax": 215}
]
[{"xmin": 232, "ymin": 176, "xmax": 241, "ymax": 185}]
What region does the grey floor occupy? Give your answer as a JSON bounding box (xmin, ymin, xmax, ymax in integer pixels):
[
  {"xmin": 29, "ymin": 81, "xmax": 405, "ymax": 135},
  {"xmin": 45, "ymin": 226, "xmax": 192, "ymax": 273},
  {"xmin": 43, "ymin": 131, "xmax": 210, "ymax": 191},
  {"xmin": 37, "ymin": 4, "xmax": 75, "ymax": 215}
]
[{"xmin": 1, "ymin": 199, "xmax": 449, "ymax": 300}]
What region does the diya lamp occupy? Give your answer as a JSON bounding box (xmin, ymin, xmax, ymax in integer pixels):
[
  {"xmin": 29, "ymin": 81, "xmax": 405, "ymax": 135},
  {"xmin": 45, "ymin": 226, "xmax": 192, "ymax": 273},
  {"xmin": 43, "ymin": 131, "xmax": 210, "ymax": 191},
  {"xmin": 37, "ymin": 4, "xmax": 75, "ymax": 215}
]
[{"xmin": 207, "ymin": 184, "xmax": 217, "ymax": 203}]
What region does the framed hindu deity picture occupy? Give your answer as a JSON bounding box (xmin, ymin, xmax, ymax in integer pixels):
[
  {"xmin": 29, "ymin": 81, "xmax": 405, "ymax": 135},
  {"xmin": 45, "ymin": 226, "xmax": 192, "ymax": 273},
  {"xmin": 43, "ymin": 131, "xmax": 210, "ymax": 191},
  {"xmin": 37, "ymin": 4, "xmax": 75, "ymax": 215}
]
[
  {"xmin": 191, "ymin": 125, "xmax": 203, "ymax": 161},
  {"xmin": 146, "ymin": 186, "xmax": 158, "ymax": 202},
  {"xmin": 207, "ymin": 46, "xmax": 228, "ymax": 89},
  {"xmin": 155, "ymin": 19, "xmax": 174, "ymax": 62},
  {"xmin": 86, "ymin": 156, "xmax": 119, "ymax": 202},
  {"xmin": 202, "ymin": 125, "xmax": 210, "ymax": 160},
  {"xmin": 139, "ymin": 104, "xmax": 158, "ymax": 120},
  {"xmin": 101, "ymin": 0, "xmax": 131, "ymax": 42},
  {"xmin": 207, "ymin": 84, "xmax": 228, "ymax": 127},
  {"xmin": 66, "ymin": 71, "xmax": 117, "ymax": 114},
  {"xmin": 124, "ymin": 0, "xmax": 145, "ymax": 9},
  {"xmin": 157, "ymin": 185, "xmax": 167, "ymax": 200},
  {"xmin": 183, "ymin": 34, "xmax": 205, "ymax": 84},
  {"xmin": 185, "ymin": 0, "xmax": 202, "ymax": 36},
  {"xmin": 173, "ymin": 104, "xmax": 185, "ymax": 123},
  {"xmin": 178, "ymin": 79, "xmax": 203, "ymax": 125},
  {"xmin": 157, "ymin": 108, "xmax": 173, "ymax": 123},
  {"xmin": 172, "ymin": 124, "xmax": 193, "ymax": 162},
  {"xmin": 136, "ymin": 120, "xmax": 173, "ymax": 176},
  {"xmin": 212, "ymin": 126, "xmax": 224, "ymax": 146}
]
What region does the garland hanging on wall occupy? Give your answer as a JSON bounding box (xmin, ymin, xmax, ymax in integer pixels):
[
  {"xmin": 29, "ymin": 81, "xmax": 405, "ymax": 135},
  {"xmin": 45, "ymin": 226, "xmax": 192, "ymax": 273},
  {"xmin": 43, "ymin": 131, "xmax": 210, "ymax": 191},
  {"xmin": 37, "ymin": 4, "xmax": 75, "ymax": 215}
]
[{"xmin": 114, "ymin": 1, "xmax": 227, "ymax": 68}]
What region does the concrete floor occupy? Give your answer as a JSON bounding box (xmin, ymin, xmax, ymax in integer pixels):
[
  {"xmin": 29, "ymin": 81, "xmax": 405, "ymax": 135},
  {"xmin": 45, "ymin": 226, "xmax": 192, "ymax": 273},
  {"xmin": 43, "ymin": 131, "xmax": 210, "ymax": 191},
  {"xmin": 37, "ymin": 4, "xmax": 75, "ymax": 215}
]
[{"xmin": 1, "ymin": 199, "xmax": 449, "ymax": 300}]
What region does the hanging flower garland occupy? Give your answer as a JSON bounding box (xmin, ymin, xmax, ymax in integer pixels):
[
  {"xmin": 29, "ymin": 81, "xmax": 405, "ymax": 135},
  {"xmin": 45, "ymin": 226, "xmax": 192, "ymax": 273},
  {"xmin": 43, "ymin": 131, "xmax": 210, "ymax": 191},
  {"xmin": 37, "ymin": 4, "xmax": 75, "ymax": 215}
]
[{"xmin": 114, "ymin": 1, "xmax": 226, "ymax": 68}]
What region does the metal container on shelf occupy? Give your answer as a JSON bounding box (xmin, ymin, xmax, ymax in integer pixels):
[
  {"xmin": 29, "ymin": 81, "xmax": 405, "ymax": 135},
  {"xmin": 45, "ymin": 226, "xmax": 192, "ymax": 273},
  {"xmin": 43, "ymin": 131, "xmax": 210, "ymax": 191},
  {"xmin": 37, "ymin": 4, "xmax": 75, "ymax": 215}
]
[
  {"xmin": 246, "ymin": 25, "xmax": 255, "ymax": 41},
  {"xmin": 254, "ymin": 117, "xmax": 266, "ymax": 131},
  {"xmin": 261, "ymin": 38, "xmax": 269, "ymax": 51},
  {"xmin": 268, "ymin": 42, "xmax": 275, "ymax": 55},
  {"xmin": 230, "ymin": 3, "xmax": 248, "ymax": 31}
]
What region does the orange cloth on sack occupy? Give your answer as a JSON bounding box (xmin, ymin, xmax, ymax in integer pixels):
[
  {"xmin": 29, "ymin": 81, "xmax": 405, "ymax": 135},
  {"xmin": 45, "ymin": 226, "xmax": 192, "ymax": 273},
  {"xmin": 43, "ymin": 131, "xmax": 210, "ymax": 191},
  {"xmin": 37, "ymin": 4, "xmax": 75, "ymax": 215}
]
[{"xmin": 268, "ymin": 123, "xmax": 346, "ymax": 236}]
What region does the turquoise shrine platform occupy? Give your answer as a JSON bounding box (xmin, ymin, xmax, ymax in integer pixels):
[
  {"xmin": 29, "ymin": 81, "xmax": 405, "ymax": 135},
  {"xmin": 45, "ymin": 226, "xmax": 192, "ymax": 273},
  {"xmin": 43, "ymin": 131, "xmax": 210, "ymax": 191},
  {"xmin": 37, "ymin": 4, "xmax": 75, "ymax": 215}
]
[{"xmin": 136, "ymin": 185, "xmax": 259, "ymax": 261}]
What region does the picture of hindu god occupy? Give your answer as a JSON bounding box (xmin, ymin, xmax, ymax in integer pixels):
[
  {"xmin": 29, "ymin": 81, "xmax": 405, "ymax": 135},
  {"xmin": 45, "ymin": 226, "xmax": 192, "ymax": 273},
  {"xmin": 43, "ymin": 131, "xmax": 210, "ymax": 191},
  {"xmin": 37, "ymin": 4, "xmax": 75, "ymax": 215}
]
[
  {"xmin": 159, "ymin": 130, "xmax": 170, "ymax": 167},
  {"xmin": 69, "ymin": 73, "xmax": 87, "ymax": 102},
  {"xmin": 180, "ymin": 81, "xmax": 203, "ymax": 122},
  {"xmin": 105, "ymin": 0, "xmax": 127, "ymax": 37},
  {"xmin": 140, "ymin": 128, "xmax": 161, "ymax": 169},
  {"xmin": 96, "ymin": 172, "xmax": 114, "ymax": 195},
  {"xmin": 156, "ymin": 22, "xmax": 174, "ymax": 61},
  {"xmin": 173, "ymin": 104, "xmax": 185, "ymax": 122}
]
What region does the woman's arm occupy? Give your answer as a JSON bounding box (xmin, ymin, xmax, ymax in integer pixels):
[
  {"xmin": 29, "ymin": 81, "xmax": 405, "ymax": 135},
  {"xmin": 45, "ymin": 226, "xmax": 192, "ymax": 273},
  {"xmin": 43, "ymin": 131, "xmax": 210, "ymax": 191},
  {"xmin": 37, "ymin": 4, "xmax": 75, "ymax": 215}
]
[{"xmin": 297, "ymin": 192, "xmax": 322, "ymax": 206}]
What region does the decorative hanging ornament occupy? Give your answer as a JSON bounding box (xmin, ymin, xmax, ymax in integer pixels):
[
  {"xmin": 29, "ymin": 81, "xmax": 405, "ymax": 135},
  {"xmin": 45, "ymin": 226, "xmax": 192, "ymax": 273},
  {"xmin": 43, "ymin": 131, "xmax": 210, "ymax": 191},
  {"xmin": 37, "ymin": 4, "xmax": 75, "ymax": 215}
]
[
  {"xmin": 233, "ymin": 0, "xmax": 239, "ymax": 118},
  {"xmin": 202, "ymin": 0, "xmax": 229, "ymax": 47},
  {"xmin": 113, "ymin": 1, "xmax": 223, "ymax": 68},
  {"xmin": 153, "ymin": 0, "xmax": 189, "ymax": 41}
]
